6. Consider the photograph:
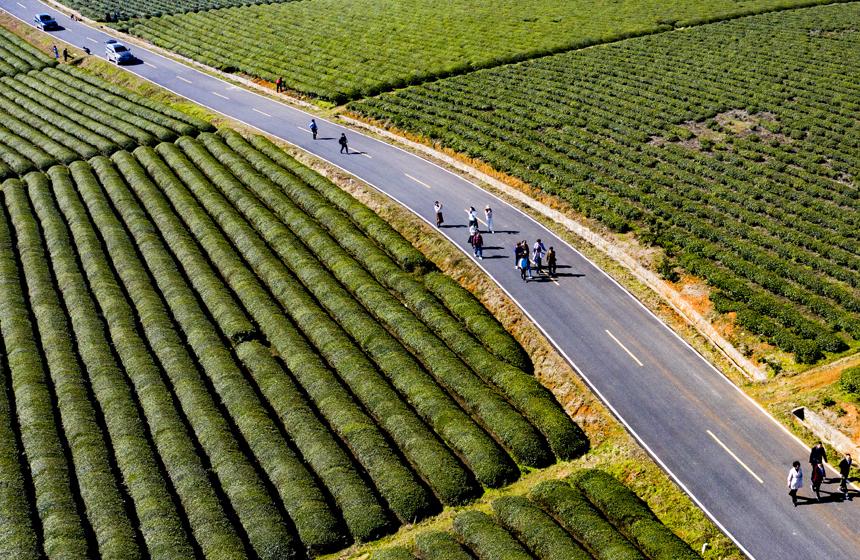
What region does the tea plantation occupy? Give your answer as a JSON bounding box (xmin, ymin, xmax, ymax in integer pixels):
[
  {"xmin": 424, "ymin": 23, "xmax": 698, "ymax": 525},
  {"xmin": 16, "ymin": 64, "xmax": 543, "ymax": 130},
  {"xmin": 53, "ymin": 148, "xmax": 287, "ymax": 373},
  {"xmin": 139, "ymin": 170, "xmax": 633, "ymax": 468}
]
[
  {"xmin": 352, "ymin": 3, "xmax": 860, "ymax": 363},
  {"xmin": 126, "ymin": 0, "xmax": 844, "ymax": 102},
  {"xmin": 0, "ymin": 30, "xmax": 591, "ymax": 559},
  {"xmin": 369, "ymin": 470, "xmax": 698, "ymax": 560},
  {"xmin": 57, "ymin": 0, "xmax": 298, "ymax": 21}
]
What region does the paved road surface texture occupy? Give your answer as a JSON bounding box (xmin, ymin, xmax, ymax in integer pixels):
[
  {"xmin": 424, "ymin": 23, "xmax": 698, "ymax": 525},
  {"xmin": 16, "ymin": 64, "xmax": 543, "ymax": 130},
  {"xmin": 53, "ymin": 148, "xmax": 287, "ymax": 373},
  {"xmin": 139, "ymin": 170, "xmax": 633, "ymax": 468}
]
[{"xmin": 3, "ymin": 2, "xmax": 859, "ymax": 558}]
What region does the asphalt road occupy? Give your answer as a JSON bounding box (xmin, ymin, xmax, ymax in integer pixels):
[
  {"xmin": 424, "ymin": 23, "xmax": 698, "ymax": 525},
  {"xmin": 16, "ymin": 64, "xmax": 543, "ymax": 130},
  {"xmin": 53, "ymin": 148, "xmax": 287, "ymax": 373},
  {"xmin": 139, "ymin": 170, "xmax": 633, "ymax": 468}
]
[{"xmin": 4, "ymin": 2, "xmax": 860, "ymax": 558}]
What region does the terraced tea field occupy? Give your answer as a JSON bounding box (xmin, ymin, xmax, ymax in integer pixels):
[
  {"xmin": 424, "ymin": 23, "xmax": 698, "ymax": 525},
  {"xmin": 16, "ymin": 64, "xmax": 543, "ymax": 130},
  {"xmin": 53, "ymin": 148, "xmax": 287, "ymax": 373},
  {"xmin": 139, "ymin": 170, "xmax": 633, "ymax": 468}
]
[
  {"xmin": 351, "ymin": 3, "xmax": 860, "ymax": 364},
  {"xmin": 59, "ymin": 0, "xmax": 298, "ymax": 21},
  {"xmin": 0, "ymin": 24, "xmax": 594, "ymax": 558},
  {"xmin": 0, "ymin": 64, "xmax": 212, "ymax": 179},
  {"xmin": 126, "ymin": 0, "xmax": 842, "ymax": 102},
  {"xmin": 370, "ymin": 470, "xmax": 699, "ymax": 560},
  {"xmin": 1, "ymin": 128, "xmax": 594, "ymax": 557}
]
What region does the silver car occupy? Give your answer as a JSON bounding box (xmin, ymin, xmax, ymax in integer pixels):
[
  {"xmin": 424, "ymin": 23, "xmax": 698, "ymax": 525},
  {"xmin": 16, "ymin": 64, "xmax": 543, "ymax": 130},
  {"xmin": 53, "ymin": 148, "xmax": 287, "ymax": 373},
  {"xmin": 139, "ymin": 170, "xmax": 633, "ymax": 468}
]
[{"xmin": 105, "ymin": 40, "xmax": 134, "ymax": 64}]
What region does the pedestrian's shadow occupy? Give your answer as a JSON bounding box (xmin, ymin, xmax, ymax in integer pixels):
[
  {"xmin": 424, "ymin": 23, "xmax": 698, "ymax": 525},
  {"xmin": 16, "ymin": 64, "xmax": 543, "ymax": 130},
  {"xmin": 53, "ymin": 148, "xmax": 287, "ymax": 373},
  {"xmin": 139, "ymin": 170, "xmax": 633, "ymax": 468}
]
[
  {"xmin": 797, "ymin": 490, "xmax": 846, "ymax": 505},
  {"xmin": 441, "ymin": 224, "xmax": 466, "ymax": 229},
  {"xmin": 482, "ymin": 255, "xmax": 506, "ymax": 259},
  {"xmin": 490, "ymin": 230, "xmax": 519, "ymax": 235},
  {"xmin": 317, "ymin": 137, "xmax": 336, "ymax": 140}
]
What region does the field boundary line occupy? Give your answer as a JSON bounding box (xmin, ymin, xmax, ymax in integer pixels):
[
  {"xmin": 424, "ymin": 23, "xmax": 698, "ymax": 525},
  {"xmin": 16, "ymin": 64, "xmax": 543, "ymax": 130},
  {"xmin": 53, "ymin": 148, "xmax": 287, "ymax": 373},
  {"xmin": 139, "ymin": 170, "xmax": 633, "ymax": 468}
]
[{"xmin": 341, "ymin": 115, "xmax": 767, "ymax": 382}]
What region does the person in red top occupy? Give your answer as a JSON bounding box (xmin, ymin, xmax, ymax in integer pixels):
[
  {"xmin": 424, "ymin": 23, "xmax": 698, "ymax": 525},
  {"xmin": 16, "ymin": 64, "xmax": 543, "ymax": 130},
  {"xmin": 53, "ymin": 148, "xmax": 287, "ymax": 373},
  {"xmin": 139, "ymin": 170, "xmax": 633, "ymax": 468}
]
[{"xmin": 472, "ymin": 231, "xmax": 483, "ymax": 260}]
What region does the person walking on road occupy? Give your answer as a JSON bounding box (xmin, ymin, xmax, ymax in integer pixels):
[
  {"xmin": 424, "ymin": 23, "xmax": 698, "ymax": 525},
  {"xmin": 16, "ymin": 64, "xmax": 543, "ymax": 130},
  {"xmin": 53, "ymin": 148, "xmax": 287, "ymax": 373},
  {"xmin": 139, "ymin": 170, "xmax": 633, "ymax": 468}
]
[
  {"xmin": 519, "ymin": 252, "xmax": 531, "ymax": 282},
  {"xmin": 515, "ymin": 241, "xmax": 528, "ymax": 270},
  {"xmin": 484, "ymin": 205, "xmax": 494, "ymax": 233},
  {"xmin": 52, "ymin": 45, "xmax": 59, "ymax": 59},
  {"xmin": 309, "ymin": 119, "xmax": 318, "ymax": 140},
  {"xmin": 788, "ymin": 461, "xmax": 803, "ymax": 507},
  {"xmin": 339, "ymin": 133, "xmax": 349, "ymax": 154},
  {"xmin": 811, "ymin": 461, "xmax": 825, "ymax": 501},
  {"xmin": 809, "ymin": 442, "xmax": 827, "ymax": 470},
  {"xmin": 466, "ymin": 206, "xmax": 478, "ymax": 230},
  {"xmin": 533, "ymin": 239, "xmax": 546, "ymax": 274},
  {"xmin": 839, "ymin": 453, "xmax": 852, "ymax": 500},
  {"xmin": 547, "ymin": 246, "xmax": 557, "ymax": 277},
  {"xmin": 472, "ymin": 231, "xmax": 483, "ymax": 260},
  {"xmin": 434, "ymin": 201, "xmax": 444, "ymax": 227}
]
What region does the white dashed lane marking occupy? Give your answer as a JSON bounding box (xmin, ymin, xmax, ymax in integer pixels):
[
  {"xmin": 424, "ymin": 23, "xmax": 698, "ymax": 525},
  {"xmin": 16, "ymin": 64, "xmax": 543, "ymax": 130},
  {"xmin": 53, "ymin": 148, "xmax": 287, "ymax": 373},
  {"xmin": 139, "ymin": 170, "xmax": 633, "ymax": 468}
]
[
  {"xmin": 605, "ymin": 329, "xmax": 644, "ymax": 367},
  {"xmin": 707, "ymin": 430, "xmax": 764, "ymax": 484},
  {"xmin": 405, "ymin": 173, "xmax": 432, "ymax": 189}
]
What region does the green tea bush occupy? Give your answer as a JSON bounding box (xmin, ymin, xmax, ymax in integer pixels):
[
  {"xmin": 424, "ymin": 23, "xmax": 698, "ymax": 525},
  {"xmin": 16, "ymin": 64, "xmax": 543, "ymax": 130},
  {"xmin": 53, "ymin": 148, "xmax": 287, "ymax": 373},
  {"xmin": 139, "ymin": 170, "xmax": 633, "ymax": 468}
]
[
  {"xmin": 572, "ymin": 470, "xmax": 698, "ymax": 560},
  {"xmin": 530, "ymin": 480, "xmax": 644, "ymax": 560},
  {"xmin": 25, "ymin": 172, "xmax": 198, "ymax": 559},
  {"xmin": 415, "ymin": 531, "xmax": 473, "ymax": 560},
  {"xmin": 453, "ymin": 510, "xmax": 533, "ymax": 560},
  {"xmin": 493, "ymin": 495, "xmax": 590, "ymax": 560},
  {"xmin": 840, "ymin": 366, "xmax": 860, "ymax": 395}
]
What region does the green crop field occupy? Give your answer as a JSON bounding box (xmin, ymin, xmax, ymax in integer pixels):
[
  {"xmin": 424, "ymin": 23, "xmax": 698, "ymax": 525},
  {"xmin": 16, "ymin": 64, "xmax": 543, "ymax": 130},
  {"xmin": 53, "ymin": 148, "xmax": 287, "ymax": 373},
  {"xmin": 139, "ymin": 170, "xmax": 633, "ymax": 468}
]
[
  {"xmin": 369, "ymin": 470, "xmax": 698, "ymax": 560},
  {"xmin": 0, "ymin": 64, "xmax": 212, "ymax": 179},
  {"xmin": 59, "ymin": 0, "xmax": 298, "ymax": 21},
  {"xmin": 126, "ymin": 0, "xmax": 843, "ymax": 102},
  {"xmin": 351, "ymin": 3, "xmax": 860, "ymax": 364},
  {"xmin": 0, "ymin": 25, "xmax": 594, "ymax": 559},
  {"xmin": 0, "ymin": 27, "xmax": 54, "ymax": 77}
]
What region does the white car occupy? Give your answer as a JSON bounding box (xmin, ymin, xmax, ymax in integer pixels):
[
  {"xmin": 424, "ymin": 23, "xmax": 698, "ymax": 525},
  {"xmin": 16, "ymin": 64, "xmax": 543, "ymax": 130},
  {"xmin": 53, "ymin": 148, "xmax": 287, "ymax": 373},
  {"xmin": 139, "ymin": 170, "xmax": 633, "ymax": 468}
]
[{"xmin": 105, "ymin": 40, "xmax": 133, "ymax": 64}]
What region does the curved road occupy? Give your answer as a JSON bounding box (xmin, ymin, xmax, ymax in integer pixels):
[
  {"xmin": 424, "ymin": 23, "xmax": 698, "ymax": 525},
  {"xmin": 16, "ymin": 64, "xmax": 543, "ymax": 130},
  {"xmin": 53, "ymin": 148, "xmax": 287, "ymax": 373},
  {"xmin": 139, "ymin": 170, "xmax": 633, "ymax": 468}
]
[{"xmin": 3, "ymin": 2, "xmax": 859, "ymax": 558}]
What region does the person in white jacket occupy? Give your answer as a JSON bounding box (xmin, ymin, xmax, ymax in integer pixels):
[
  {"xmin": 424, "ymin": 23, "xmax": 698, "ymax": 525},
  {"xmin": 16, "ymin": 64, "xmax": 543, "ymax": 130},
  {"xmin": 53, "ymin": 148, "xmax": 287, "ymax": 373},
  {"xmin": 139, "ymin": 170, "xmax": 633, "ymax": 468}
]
[{"xmin": 787, "ymin": 461, "xmax": 803, "ymax": 507}]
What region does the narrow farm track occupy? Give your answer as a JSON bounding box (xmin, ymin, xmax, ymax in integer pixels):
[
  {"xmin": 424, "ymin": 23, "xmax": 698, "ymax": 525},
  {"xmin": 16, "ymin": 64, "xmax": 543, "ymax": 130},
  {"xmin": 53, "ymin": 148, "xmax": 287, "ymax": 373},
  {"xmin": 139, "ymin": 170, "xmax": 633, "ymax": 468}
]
[{"xmin": 2, "ymin": 1, "xmax": 860, "ymax": 558}]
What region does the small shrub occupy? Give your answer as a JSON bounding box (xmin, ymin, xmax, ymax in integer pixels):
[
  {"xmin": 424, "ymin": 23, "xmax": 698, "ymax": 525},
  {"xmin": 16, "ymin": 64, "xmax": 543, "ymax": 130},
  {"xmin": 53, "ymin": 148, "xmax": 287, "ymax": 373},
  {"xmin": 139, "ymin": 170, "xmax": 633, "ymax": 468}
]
[{"xmin": 840, "ymin": 366, "xmax": 860, "ymax": 395}]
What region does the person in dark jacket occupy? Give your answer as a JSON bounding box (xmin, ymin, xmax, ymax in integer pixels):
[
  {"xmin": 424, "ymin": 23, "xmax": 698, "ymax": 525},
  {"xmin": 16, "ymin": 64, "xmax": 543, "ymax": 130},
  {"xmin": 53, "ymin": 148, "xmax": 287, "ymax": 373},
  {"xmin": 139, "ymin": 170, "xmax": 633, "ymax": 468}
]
[
  {"xmin": 811, "ymin": 462, "xmax": 825, "ymax": 501},
  {"xmin": 62, "ymin": 47, "xmax": 69, "ymax": 62},
  {"xmin": 839, "ymin": 453, "xmax": 853, "ymax": 500},
  {"xmin": 338, "ymin": 133, "xmax": 349, "ymax": 154},
  {"xmin": 309, "ymin": 119, "xmax": 318, "ymax": 139},
  {"xmin": 809, "ymin": 442, "xmax": 827, "ymax": 469},
  {"xmin": 547, "ymin": 246, "xmax": 557, "ymax": 277}
]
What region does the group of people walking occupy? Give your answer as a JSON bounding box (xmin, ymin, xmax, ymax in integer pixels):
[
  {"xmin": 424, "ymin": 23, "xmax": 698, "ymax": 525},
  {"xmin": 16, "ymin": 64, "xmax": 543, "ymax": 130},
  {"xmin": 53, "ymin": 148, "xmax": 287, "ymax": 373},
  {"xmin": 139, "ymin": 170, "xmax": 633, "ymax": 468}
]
[
  {"xmin": 515, "ymin": 239, "xmax": 556, "ymax": 281},
  {"xmin": 787, "ymin": 443, "xmax": 853, "ymax": 507},
  {"xmin": 434, "ymin": 202, "xmax": 557, "ymax": 279},
  {"xmin": 305, "ymin": 119, "xmax": 350, "ymax": 154},
  {"xmin": 465, "ymin": 206, "xmax": 491, "ymax": 259}
]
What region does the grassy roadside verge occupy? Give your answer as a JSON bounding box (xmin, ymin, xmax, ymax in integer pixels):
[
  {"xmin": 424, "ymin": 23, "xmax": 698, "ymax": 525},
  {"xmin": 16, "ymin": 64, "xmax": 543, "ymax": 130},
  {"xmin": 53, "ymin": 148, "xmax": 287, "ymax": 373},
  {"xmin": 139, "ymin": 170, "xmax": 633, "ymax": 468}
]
[{"xmin": 0, "ymin": 16, "xmax": 740, "ymax": 557}]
